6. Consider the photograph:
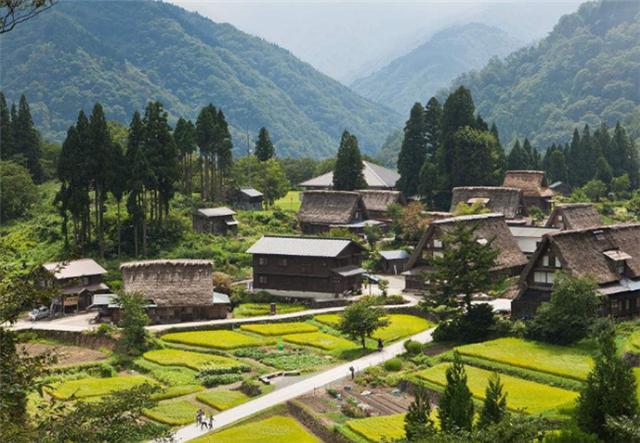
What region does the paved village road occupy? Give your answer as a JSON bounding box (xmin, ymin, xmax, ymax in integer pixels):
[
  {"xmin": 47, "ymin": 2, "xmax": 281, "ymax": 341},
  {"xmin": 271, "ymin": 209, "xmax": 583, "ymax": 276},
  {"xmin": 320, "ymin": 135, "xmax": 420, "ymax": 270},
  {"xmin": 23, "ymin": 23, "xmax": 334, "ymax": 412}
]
[{"xmin": 161, "ymin": 327, "xmax": 435, "ymax": 443}]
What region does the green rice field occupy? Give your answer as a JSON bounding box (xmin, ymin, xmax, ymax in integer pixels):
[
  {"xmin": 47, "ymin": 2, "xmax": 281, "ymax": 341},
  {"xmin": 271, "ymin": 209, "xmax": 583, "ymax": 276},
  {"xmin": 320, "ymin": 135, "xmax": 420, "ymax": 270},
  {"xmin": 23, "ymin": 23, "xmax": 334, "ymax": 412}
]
[
  {"xmin": 191, "ymin": 415, "xmax": 319, "ymax": 443},
  {"xmin": 161, "ymin": 330, "xmax": 272, "ymax": 349}
]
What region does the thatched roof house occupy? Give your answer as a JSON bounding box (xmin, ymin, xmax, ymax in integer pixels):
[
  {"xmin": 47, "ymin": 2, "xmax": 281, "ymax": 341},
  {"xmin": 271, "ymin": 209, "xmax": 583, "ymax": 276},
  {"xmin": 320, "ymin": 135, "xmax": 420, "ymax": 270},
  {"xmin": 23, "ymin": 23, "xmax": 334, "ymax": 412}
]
[
  {"xmin": 512, "ymin": 224, "xmax": 640, "ymax": 318},
  {"xmin": 503, "ymin": 170, "xmax": 554, "ymax": 212},
  {"xmin": 450, "ymin": 187, "xmax": 527, "ymax": 219},
  {"xmin": 545, "ymin": 203, "xmax": 602, "ymax": 230},
  {"xmin": 358, "ymin": 190, "xmax": 405, "ymax": 221},
  {"xmin": 404, "ymin": 213, "xmax": 528, "ymax": 291},
  {"xmin": 120, "ymin": 259, "xmax": 227, "ymax": 323},
  {"xmin": 299, "ymin": 161, "xmax": 400, "ymax": 190},
  {"xmin": 298, "ymin": 190, "xmax": 368, "ymax": 233}
]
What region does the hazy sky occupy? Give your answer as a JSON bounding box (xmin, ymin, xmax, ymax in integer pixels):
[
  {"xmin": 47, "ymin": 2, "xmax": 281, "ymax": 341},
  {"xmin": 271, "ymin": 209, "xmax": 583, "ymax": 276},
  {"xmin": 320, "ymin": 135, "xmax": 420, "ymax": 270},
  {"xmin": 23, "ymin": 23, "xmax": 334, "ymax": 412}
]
[{"xmin": 170, "ymin": 1, "xmax": 582, "ymax": 83}]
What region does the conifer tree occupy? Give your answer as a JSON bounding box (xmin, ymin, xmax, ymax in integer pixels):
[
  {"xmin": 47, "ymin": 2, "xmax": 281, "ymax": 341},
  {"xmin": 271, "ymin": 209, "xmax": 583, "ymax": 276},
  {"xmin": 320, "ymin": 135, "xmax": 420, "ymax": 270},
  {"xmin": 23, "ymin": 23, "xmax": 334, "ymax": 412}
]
[
  {"xmin": 214, "ymin": 109, "xmax": 233, "ymax": 199},
  {"xmin": 567, "ymin": 128, "xmax": 582, "ymax": 186},
  {"xmin": 13, "ymin": 95, "xmax": 43, "ymax": 182},
  {"xmin": 0, "ymin": 92, "xmax": 14, "ymax": 158},
  {"xmin": 333, "ymin": 130, "xmax": 366, "ymax": 191},
  {"xmin": 450, "ymin": 126, "xmax": 496, "ymax": 187},
  {"xmin": 126, "ymin": 111, "xmax": 150, "ymax": 257},
  {"xmin": 418, "ymin": 159, "xmax": 438, "ymax": 207},
  {"xmin": 507, "ymin": 140, "xmax": 529, "ymax": 170},
  {"xmin": 404, "ymin": 386, "xmax": 435, "ymax": 440},
  {"xmin": 490, "ymin": 123, "xmax": 506, "ymax": 184},
  {"xmin": 439, "ymin": 352, "xmax": 474, "ymax": 433},
  {"xmin": 196, "ymin": 105, "xmax": 216, "ymax": 201},
  {"xmin": 478, "ymin": 372, "xmax": 508, "ymax": 428},
  {"xmin": 546, "ymin": 148, "xmax": 568, "ymax": 183},
  {"xmin": 173, "ymin": 117, "xmax": 196, "ymax": 195},
  {"xmin": 611, "ymin": 122, "xmax": 639, "ymax": 188},
  {"xmin": 254, "ymin": 127, "xmax": 275, "ymax": 161},
  {"xmin": 424, "ymin": 97, "xmax": 442, "ymax": 158},
  {"xmin": 595, "ymin": 156, "xmax": 613, "ymax": 185},
  {"xmin": 576, "ymin": 322, "xmax": 639, "ymax": 440},
  {"xmin": 397, "ymin": 102, "xmax": 426, "ymax": 196}
]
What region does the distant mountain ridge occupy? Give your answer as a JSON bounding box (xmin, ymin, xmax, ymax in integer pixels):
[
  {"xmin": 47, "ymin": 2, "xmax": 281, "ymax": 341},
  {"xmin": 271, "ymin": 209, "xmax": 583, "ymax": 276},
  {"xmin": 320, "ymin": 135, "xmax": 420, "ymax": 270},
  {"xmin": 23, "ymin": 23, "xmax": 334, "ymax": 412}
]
[
  {"xmin": 0, "ymin": 0, "xmax": 401, "ymax": 157},
  {"xmin": 351, "ymin": 23, "xmax": 523, "ymax": 113}
]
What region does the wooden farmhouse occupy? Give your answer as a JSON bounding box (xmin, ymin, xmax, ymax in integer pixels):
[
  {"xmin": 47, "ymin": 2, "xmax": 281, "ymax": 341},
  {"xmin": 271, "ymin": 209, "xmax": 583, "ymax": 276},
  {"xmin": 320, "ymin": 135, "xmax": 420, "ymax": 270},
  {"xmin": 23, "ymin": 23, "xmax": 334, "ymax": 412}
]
[
  {"xmin": 378, "ymin": 250, "xmax": 410, "ymax": 274},
  {"xmin": 358, "ymin": 190, "xmax": 405, "ymax": 222},
  {"xmin": 193, "ymin": 207, "xmax": 239, "ymax": 235},
  {"xmin": 403, "ymin": 213, "xmax": 528, "ymax": 291},
  {"xmin": 299, "ymin": 160, "xmax": 400, "ymax": 190},
  {"xmin": 42, "ymin": 258, "xmax": 110, "ymax": 314},
  {"xmin": 545, "ymin": 203, "xmax": 602, "ymax": 230},
  {"xmin": 502, "ymin": 170, "xmax": 554, "ymax": 212},
  {"xmin": 298, "ymin": 191, "xmax": 368, "ymax": 234},
  {"xmin": 120, "ymin": 259, "xmax": 228, "ymax": 324},
  {"xmin": 512, "ymin": 224, "xmax": 640, "ymax": 319},
  {"xmin": 449, "ymin": 186, "xmax": 527, "ymax": 220},
  {"xmin": 231, "ymin": 187, "xmax": 263, "ymax": 211},
  {"xmin": 246, "ymin": 236, "xmax": 366, "ymax": 297}
]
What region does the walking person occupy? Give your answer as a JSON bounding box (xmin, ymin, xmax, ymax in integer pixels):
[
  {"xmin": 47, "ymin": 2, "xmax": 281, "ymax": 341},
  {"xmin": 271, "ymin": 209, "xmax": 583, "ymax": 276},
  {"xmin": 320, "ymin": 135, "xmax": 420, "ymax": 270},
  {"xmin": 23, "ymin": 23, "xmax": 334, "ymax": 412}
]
[
  {"xmin": 195, "ymin": 409, "xmax": 203, "ymax": 426},
  {"xmin": 208, "ymin": 414, "xmax": 214, "ymax": 430},
  {"xmin": 377, "ymin": 338, "xmax": 384, "ymax": 352}
]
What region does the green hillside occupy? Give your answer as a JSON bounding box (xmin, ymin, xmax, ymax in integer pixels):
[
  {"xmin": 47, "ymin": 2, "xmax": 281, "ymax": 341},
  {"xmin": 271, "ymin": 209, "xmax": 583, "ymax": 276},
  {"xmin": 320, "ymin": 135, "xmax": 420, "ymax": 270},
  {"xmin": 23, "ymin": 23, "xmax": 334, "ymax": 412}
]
[
  {"xmin": 0, "ymin": 0, "xmax": 401, "ymax": 157},
  {"xmin": 450, "ymin": 0, "xmax": 640, "ymax": 148},
  {"xmin": 352, "ymin": 23, "xmax": 522, "ymax": 114}
]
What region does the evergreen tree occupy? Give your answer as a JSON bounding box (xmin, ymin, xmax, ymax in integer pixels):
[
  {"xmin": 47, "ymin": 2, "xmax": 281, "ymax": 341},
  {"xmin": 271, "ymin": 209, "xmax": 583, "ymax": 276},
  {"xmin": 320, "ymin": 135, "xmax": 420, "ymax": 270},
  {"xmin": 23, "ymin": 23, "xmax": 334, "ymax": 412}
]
[
  {"xmin": 595, "ymin": 156, "xmax": 613, "ymax": 186},
  {"xmin": 450, "ymin": 126, "xmax": 496, "ymax": 187},
  {"xmin": 404, "ymin": 386, "xmax": 435, "ymax": 440},
  {"xmin": 254, "ymin": 127, "xmax": 275, "ymax": 161},
  {"xmin": 0, "ymin": 92, "xmax": 14, "ymax": 158},
  {"xmin": 567, "ymin": 128, "xmax": 581, "ymax": 186},
  {"xmin": 439, "ymin": 352, "xmax": 474, "ymax": 433},
  {"xmin": 397, "ymin": 102, "xmax": 426, "ymax": 196},
  {"xmin": 424, "ymin": 97, "xmax": 442, "ymax": 158},
  {"xmin": 418, "ymin": 159, "xmax": 438, "ymax": 207},
  {"xmin": 576, "ymin": 322, "xmax": 639, "ymax": 440},
  {"xmin": 117, "ymin": 292, "xmax": 150, "ymax": 356},
  {"xmin": 478, "ymin": 372, "xmax": 508, "ymax": 429},
  {"xmin": 214, "ymin": 109, "xmax": 233, "ymax": 199},
  {"xmin": 522, "ymin": 138, "xmax": 533, "ymax": 166},
  {"xmin": 126, "ymin": 111, "xmax": 150, "ymax": 257},
  {"xmin": 578, "ymin": 125, "xmax": 598, "ymax": 186},
  {"xmin": 333, "ymin": 130, "xmax": 366, "ymax": 191},
  {"xmin": 611, "ymin": 122, "xmax": 639, "ymax": 188},
  {"xmin": 196, "ymin": 105, "xmax": 216, "ymax": 201},
  {"xmin": 109, "ymin": 142, "xmax": 127, "ymax": 257},
  {"xmin": 546, "ymin": 148, "xmax": 568, "ymax": 183},
  {"xmin": 507, "ymin": 140, "xmax": 529, "ymax": 170},
  {"xmin": 12, "ymin": 95, "xmax": 43, "ymax": 182},
  {"xmin": 173, "ymin": 117, "xmax": 196, "ymax": 195},
  {"xmin": 490, "ymin": 123, "xmax": 506, "ymax": 184}
]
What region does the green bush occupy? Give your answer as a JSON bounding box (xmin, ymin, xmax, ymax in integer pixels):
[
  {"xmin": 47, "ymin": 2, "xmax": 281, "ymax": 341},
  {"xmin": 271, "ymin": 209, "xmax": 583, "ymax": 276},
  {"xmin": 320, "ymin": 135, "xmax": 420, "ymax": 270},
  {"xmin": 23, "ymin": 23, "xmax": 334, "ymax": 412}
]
[
  {"xmin": 98, "ymin": 363, "xmax": 116, "ymax": 377},
  {"xmin": 384, "ymin": 358, "xmax": 403, "ymax": 372},
  {"xmin": 239, "ymin": 379, "xmax": 262, "ymax": 397},
  {"xmin": 198, "ymin": 373, "xmax": 244, "ymax": 387},
  {"xmin": 404, "ymin": 340, "xmax": 422, "ymax": 355},
  {"xmin": 197, "ymin": 365, "xmax": 251, "ymax": 377}
]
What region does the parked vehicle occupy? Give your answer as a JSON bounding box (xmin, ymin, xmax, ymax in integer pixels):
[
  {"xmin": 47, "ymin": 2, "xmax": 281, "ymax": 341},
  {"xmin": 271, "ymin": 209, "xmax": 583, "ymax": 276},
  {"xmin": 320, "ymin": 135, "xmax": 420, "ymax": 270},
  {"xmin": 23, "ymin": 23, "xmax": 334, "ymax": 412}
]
[{"xmin": 28, "ymin": 306, "xmax": 50, "ymax": 321}]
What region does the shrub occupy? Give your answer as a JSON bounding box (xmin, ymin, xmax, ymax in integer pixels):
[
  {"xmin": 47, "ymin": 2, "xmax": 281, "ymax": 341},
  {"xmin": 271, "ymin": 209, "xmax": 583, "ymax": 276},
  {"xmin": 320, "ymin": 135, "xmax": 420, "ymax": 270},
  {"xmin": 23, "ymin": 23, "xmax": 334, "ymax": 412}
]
[
  {"xmin": 95, "ymin": 323, "xmax": 116, "ymax": 337},
  {"xmin": 341, "ymin": 397, "xmax": 368, "ymax": 418},
  {"xmin": 198, "ymin": 373, "xmax": 244, "ymax": 387},
  {"xmin": 98, "ymin": 363, "xmax": 116, "ymax": 377},
  {"xmin": 239, "ymin": 379, "xmax": 262, "ymax": 397},
  {"xmin": 197, "ymin": 365, "xmax": 250, "ymax": 377},
  {"xmin": 384, "ymin": 358, "xmax": 403, "ymax": 372},
  {"xmin": 433, "ymin": 304, "xmax": 495, "ymax": 343},
  {"xmin": 404, "ymin": 339, "xmax": 422, "ymax": 355}
]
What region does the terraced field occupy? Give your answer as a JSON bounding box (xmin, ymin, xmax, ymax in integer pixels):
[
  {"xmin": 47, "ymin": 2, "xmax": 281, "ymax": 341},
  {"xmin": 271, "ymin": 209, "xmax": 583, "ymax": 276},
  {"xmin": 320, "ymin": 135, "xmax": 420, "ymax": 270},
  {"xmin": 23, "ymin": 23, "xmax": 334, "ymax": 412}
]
[
  {"xmin": 143, "ymin": 349, "xmax": 248, "ymax": 371},
  {"xmin": 240, "ymin": 322, "xmax": 318, "ymax": 336},
  {"xmin": 48, "ymin": 375, "xmax": 156, "ymax": 400},
  {"xmin": 191, "ymin": 415, "xmax": 320, "ymax": 443},
  {"xmin": 161, "ymin": 330, "xmax": 272, "ymax": 349}
]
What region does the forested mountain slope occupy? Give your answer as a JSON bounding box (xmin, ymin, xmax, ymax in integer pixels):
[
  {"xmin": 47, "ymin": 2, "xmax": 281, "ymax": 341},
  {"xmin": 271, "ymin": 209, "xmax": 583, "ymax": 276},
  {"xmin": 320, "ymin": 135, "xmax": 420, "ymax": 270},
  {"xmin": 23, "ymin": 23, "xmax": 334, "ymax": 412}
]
[
  {"xmin": 450, "ymin": 0, "xmax": 640, "ymax": 148},
  {"xmin": 0, "ymin": 0, "xmax": 401, "ymax": 157},
  {"xmin": 351, "ymin": 23, "xmax": 522, "ymax": 113}
]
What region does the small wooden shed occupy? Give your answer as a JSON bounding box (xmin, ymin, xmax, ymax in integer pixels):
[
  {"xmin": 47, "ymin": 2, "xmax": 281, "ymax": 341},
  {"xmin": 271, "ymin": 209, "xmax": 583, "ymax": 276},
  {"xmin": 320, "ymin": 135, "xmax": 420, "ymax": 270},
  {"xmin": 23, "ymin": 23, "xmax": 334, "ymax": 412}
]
[
  {"xmin": 232, "ymin": 188, "xmax": 264, "ymax": 211},
  {"xmin": 378, "ymin": 250, "xmax": 410, "ymax": 274},
  {"xmin": 193, "ymin": 207, "xmax": 239, "ymax": 235}
]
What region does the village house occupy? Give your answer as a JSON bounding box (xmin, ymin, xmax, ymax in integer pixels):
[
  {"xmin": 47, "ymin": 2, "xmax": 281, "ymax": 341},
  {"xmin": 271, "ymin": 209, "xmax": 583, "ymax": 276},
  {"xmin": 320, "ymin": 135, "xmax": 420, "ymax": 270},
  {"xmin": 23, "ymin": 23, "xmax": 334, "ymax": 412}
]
[
  {"xmin": 508, "ymin": 225, "xmax": 560, "ymax": 256},
  {"xmin": 502, "ymin": 170, "xmax": 554, "ymax": 212},
  {"xmin": 299, "ymin": 160, "xmax": 400, "ymax": 190},
  {"xmin": 230, "ymin": 187, "xmax": 264, "ymax": 211},
  {"xmin": 246, "ymin": 235, "xmax": 366, "ymax": 298},
  {"xmin": 449, "ymin": 186, "xmax": 527, "ymax": 220},
  {"xmin": 545, "ymin": 203, "xmax": 602, "ymax": 230},
  {"xmin": 403, "ymin": 213, "xmax": 528, "ymax": 291},
  {"xmin": 358, "ymin": 189, "xmax": 405, "ymax": 222},
  {"xmin": 512, "ymin": 224, "xmax": 640, "ymax": 318},
  {"xmin": 378, "ymin": 250, "xmax": 410, "ymax": 274},
  {"xmin": 42, "ymin": 258, "xmax": 110, "ymax": 315},
  {"xmin": 193, "ymin": 207, "xmax": 239, "ymax": 235},
  {"xmin": 298, "ymin": 190, "xmax": 368, "ymax": 234},
  {"xmin": 119, "ymin": 259, "xmax": 228, "ymax": 324}
]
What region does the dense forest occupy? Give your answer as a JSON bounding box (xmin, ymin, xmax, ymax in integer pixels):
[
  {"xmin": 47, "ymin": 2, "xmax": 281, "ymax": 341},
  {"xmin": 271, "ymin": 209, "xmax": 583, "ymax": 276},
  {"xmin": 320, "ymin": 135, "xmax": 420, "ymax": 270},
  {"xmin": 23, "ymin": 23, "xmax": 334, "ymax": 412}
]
[
  {"xmin": 450, "ymin": 0, "xmax": 640, "ymax": 148},
  {"xmin": 0, "ymin": 0, "xmax": 401, "ymax": 158},
  {"xmin": 352, "ymin": 23, "xmax": 522, "ymax": 114}
]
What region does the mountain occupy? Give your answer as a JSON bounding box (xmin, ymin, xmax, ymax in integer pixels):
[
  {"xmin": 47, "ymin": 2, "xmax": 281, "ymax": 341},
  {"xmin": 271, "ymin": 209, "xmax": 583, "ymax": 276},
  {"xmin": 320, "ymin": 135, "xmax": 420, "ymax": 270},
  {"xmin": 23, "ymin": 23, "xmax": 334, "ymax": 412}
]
[
  {"xmin": 450, "ymin": 0, "xmax": 640, "ymax": 148},
  {"xmin": 0, "ymin": 0, "xmax": 401, "ymax": 158},
  {"xmin": 351, "ymin": 23, "xmax": 523, "ymax": 114}
]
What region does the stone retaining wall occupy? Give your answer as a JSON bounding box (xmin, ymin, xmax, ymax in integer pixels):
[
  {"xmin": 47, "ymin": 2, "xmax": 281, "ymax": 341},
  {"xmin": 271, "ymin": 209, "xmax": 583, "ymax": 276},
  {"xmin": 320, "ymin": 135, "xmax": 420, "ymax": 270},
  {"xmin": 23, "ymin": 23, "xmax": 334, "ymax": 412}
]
[{"xmin": 287, "ymin": 400, "xmax": 352, "ymax": 443}]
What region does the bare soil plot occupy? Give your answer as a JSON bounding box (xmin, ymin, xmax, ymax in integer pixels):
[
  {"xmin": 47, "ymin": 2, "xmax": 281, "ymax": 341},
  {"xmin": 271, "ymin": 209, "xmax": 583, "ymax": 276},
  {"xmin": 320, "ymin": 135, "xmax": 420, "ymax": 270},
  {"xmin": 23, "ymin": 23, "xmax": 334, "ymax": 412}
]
[{"xmin": 18, "ymin": 342, "xmax": 108, "ymax": 367}]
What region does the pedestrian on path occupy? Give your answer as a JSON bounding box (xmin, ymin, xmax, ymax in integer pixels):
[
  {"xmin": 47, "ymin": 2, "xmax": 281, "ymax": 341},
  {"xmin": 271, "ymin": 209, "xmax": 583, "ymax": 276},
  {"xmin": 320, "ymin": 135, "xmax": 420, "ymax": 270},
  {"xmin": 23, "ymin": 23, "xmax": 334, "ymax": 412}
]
[
  {"xmin": 377, "ymin": 338, "xmax": 384, "ymax": 352},
  {"xmin": 208, "ymin": 415, "xmax": 214, "ymax": 430},
  {"xmin": 195, "ymin": 409, "xmax": 203, "ymax": 425},
  {"xmin": 349, "ymin": 366, "xmax": 355, "ymax": 379}
]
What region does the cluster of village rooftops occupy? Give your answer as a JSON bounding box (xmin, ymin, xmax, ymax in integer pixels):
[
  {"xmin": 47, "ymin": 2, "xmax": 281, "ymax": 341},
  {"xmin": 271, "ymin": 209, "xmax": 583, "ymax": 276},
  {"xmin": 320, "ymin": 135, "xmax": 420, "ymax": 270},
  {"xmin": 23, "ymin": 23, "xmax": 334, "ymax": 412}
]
[{"xmin": 41, "ymin": 163, "xmax": 640, "ymax": 324}]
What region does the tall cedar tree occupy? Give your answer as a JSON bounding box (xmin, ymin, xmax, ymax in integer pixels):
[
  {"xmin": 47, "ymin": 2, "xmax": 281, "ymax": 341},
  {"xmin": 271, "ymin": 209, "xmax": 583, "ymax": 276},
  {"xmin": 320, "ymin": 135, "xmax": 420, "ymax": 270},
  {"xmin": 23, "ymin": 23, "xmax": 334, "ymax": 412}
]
[
  {"xmin": 126, "ymin": 111, "xmax": 150, "ymax": 257},
  {"xmin": 404, "ymin": 386, "xmax": 435, "ymax": 440},
  {"xmin": 397, "ymin": 102, "xmax": 426, "ymax": 196},
  {"xmin": 545, "ymin": 147, "xmax": 568, "ymax": 183},
  {"xmin": 333, "ymin": 130, "xmax": 366, "ymax": 191},
  {"xmin": 576, "ymin": 322, "xmax": 639, "ymax": 440},
  {"xmin": 490, "ymin": 123, "xmax": 506, "ymax": 184},
  {"xmin": 109, "ymin": 142, "xmax": 127, "ymax": 256},
  {"xmin": 439, "ymin": 352, "xmax": 474, "ymax": 433},
  {"xmin": 612, "ymin": 122, "xmax": 639, "ymax": 188},
  {"xmin": 214, "ymin": 109, "xmax": 233, "ymax": 199},
  {"xmin": 418, "ymin": 160, "xmax": 438, "ymax": 207},
  {"xmin": 478, "ymin": 372, "xmax": 508, "ymax": 429},
  {"xmin": 254, "ymin": 127, "xmax": 275, "ymax": 161},
  {"xmin": 450, "ymin": 126, "xmax": 496, "ymax": 187},
  {"xmin": 173, "ymin": 117, "xmax": 197, "ymax": 195},
  {"xmin": 507, "ymin": 140, "xmax": 529, "ymax": 170},
  {"xmin": 196, "ymin": 105, "xmax": 216, "ymax": 201},
  {"xmin": 0, "ymin": 92, "xmax": 14, "ymax": 158},
  {"xmin": 424, "ymin": 97, "xmax": 442, "ymax": 158},
  {"xmin": 13, "ymin": 95, "xmax": 43, "ymax": 182},
  {"xmin": 338, "ymin": 300, "xmax": 388, "ymax": 349},
  {"xmin": 426, "ymin": 222, "xmax": 499, "ymax": 312}
]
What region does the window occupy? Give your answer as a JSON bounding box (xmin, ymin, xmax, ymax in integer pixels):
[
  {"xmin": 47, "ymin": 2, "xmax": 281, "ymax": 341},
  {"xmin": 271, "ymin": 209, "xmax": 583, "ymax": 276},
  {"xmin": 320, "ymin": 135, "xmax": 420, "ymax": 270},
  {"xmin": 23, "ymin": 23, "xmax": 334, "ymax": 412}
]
[
  {"xmin": 542, "ymin": 255, "xmax": 549, "ymax": 267},
  {"xmin": 433, "ymin": 239, "xmax": 443, "ymax": 248},
  {"xmin": 258, "ymin": 275, "xmax": 268, "ymax": 284},
  {"xmin": 533, "ymin": 271, "xmax": 554, "ymax": 284},
  {"xmin": 616, "ymin": 261, "xmax": 625, "ymax": 275},
  {"xmin": 258, "ymin": 257, "xmax": 268, "ymax": 266},
  {"xmin": 301, "ymin": 264, "xmax": 310, "ymax": 273},
  {"xmin": 82, "ymin": 277, "xmax": 89, "ymax": 285}
]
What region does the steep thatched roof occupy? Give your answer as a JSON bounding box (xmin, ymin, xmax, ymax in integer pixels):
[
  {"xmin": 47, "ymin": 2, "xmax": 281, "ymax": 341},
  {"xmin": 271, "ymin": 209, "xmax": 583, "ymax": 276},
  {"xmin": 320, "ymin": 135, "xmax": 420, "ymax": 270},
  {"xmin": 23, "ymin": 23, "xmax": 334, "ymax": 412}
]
[
  {"xmin": 538, "ymin": 224, "xmax": 640, "ymax": 285},
  {"xmin": 450, "ymin": 187, "xmax": 526, "ymax": 219},
  {"xmin": 299, "ymin": 161, "xmax": 399, "ymax": 189},
  {"xmin": 358, "ymin": 190, "xmax": 405, "ymax": 213},
  {"xmin": 298, "ymin": 191, "xmax": 367, "ymax": 225},
  {"xmin": 120, "ymin": 259, "xmax": 214, "ymax": 307},
  {"xmin": 545, "ymin": 203, "xmax": 602, "ymax": 230},
  {"xmin": 406, "ymin": 213, "xmax": 528, "ymax": 272},
  {"xmin": 503, "ymin": 170, "xmax": 554, "ymax": 198}
]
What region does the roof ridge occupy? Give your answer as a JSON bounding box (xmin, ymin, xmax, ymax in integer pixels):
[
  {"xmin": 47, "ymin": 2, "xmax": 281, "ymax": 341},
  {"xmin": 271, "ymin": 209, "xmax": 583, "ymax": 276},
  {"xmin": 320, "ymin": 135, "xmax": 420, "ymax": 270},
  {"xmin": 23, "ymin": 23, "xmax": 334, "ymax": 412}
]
[{"xmin": 363, "ymin": 160, "xmax": 385, "ymax": 186}]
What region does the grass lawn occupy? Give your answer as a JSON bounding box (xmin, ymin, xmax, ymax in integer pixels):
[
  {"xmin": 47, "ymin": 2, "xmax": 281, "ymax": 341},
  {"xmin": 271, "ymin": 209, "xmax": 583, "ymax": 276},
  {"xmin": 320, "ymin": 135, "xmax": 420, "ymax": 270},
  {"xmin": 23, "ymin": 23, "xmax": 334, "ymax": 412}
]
[
  {"xmin": 314, "ymin": 314, "xmax": 341, "ymax": 327},
  {"xmin": 455, "ymin": 338, "xmax": 594, "ymax": 381},
  {"xmin": 196, "ymin": 390, "xmax": 250, "ymax": 410},
  {"xmin": 48, "ymin": 375, "xmax": 156, "ymax": 400},
  {"xmin": 274, "ymin": 191, "xmax": 301, "ymax": 212},
  {"xmin": 415, "ymin": 363, "xmax": 578, "ymax": 415},
  {"xmin": 240, "ymin": 322, "xmax": 318, "ymax": 336},
  {"xmin": 345, "ymin": 413, "xmax": 406, "ymax": 442},
  {"xmin": 373, "ymin": 315, "xmax": 433, "ymax": 343},
  {"xmin": 143, "ymin": 399, "xmax": 200, "ymax": 425},
  {"xmin": 282, "ymin": 331, "xmax": 358, "ymax": 352},
  {"xmin": 143, "ymin": 349, "xmax": 247, "ymax": 371},
  {"xmin": 191, "ymin": 415, "xmax": 319, "ymax": 443},
  {"xmin": 161, "ymin": 330, "xmax": 272, "ymax": 350},
  {"xmin": 233, "ymin": 303, "xmax": 307, "ymax": 318}
]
